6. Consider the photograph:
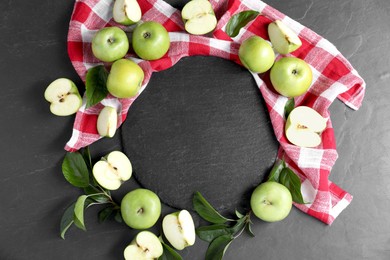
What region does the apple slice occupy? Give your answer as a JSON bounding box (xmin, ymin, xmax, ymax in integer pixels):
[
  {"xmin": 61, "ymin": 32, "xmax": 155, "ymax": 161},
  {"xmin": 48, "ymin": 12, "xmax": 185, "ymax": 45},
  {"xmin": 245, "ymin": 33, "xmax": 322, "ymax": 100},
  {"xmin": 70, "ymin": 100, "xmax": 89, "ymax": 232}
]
[
  {"xmin": 97, "ymin": 106, "xmax": 118, "ymax": 138},
  {"xmin": 124, "ymin": 231, "xmax": 163, "ymax": 260},
  {"xmin": 162, "ymin": 210, "xmax": 196, "ymax": 250},
  {"xmin": 113, "ymin": 0, "xmax": 142, "ymax": 26},
  {"xmin": 92, "ymin": 151, "xmax": 132, "ymax": 190},
  {"xmin": 44, "ymin": 78, "xmax": 82, "ymax": 116},
  {"xmin": 285, "ymin": 106, "xmax": 327, "ymax": 148},
  {"xmin": 181, "ymin": 0, "xmax": 217, "ymax": 35},
  {"xmin": 268, "ymin": 20, "xmax": 302, "ymax": 55}
]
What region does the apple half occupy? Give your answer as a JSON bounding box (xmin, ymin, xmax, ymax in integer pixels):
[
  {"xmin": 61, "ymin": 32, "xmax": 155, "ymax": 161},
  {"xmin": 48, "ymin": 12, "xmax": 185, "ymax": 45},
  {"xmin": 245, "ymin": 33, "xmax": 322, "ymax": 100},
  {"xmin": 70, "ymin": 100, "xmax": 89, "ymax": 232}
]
[
  {"xmin": 44, "ymin": 78, "xmax": 82, "ymax": 116},
  {"xmin": 285, "ymin": 106, "xmax": 327, "ymax": 148},
  {"xmin": 124, "ymin": 231, "xmax": 163, "ymax": 260},
  {"xmin": 92, "ymin": 151, "xmax": 132, "ymax": 190},
  {"xmin": 181, "ymin": 0, "xmax": 217, "ymax": 35},
  {"xmin": 268, "ymin": 20, "xmax": 302, "ymax": 55},
  {"xmin": 113, "ymin": 0, "xmax": 142, "ymax": 26},
  {"xmin": 162, "ymin": 210, "xmax": 196, "ymax": 250},
  {"xmin": 97, "ymin": 106, "xmax": 118, "ymax": 138}
]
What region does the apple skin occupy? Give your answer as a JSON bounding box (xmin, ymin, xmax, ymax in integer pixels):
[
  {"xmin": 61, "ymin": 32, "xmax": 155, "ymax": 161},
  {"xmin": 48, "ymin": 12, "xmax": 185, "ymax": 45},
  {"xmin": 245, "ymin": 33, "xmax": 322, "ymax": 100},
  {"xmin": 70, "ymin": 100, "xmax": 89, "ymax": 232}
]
[
  {"xmin": 91, "ymin": 26, "xmax": 129, "ymax": 62},
  {"xmin": 238, "ymin": 36, "xmax": 275, "ymax": 73},
  {"xmin": 270, "ymin": 57, "xmax": 313, "ymax": 97},
  {"xmin": 250, "ymin": 182, "xmax": 292, "ymax": 222},
  {"xmin": 132, "ymin": 21, "xmax": 170, "ymax": 60},
  {"xmin": 121, "ymin": 188, "xmax": 161, "ymax": 229},
  {"xmin": 106, "ymin": 58, "xmax": 144, "ymax": 98}
]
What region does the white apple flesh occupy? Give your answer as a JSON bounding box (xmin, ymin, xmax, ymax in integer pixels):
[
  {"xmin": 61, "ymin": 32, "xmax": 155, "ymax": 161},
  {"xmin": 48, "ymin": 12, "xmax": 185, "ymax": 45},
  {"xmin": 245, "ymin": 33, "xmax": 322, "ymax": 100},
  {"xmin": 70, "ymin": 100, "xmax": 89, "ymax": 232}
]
[
  {"xmin": 162, "ymin": 210, "xmax": 196, "ymax": 250},
  {"xmin": 285, "ymin": 106, "xmax": 327, "ymax": 148},
  {"xmin": 44, "ymin": 78, "xmax": 82, "ymax": 116},
  {"xmin": 182, "ymin": 0, "xmax": 217, "ymax": 35},
  {"xmin": 268, "ymin": 20, "xmax": 302, "ymax": 55},
  {"xmin": 92, "ymin": 151, "xmax": 132, "ymax": 190},
  {"xmin": 113, "ymin": 0, "xmax": 142, "ymax": 26},
  {"xmin": 124, "ymin": 231, "xmax": 163, "ymax": 260},
  {"xmin": 97, "ymin": 106, "xmax": 118, "ymax": 138}
]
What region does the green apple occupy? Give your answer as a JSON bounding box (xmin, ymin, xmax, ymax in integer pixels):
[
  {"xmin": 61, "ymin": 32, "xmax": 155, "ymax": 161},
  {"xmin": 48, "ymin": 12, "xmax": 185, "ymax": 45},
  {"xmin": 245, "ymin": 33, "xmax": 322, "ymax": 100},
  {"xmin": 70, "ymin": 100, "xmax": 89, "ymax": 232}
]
[
  {"xmin": 106, "ymin": 58, "xmax": 144, "ymax": 98},
  {"xmin": 268, "ymin": 20, "xmax": 302, "ymax": 55},
  {"xmin": 44, "ymin": 78, "xmax": 82, "ymax": 116},
  {"xmin": 238, "ymin": 36, "xmax": 275, "ymax": 73},
  {"xmin": 285, "ymin": 106, "xmax": 327, "ymax": 147},
  {"xmin": 92, "ymin": 151, "xmax": 132, "ymax": 190},
  {"xmin": 162, "ymin": 210, "xmax": 196, "ymax": 250},
  {"xmin": 91, "ymin": 26, "xmax": 129, "ymax": 62},
  {"xmin": 113, "ymin": 0, "xmax": 142, "ymax": 26},
  {"xmin": 124, "ymin": 231, "xmax": 163, "ymax": 260},
  {"xmin": 181, "ymin": 0, "xmax": 217, "ymax": 35},
  {"xmin": 270, "ymin": 57, "xmax": 312, "ymax": 97},
  {"xmin": 132, "ymin": 21, "xmax": 170, "ymax": 60},
  {"xmin": 250, "ymin": 182, "xmax": 292, "ymax": 222},
  {"xmin": 97, "ymin": 106, "xmax": 118, "ymax": 138},
  {"xmin": 121, "ymin": 188, "xmax": 161, "ymax": 229}
]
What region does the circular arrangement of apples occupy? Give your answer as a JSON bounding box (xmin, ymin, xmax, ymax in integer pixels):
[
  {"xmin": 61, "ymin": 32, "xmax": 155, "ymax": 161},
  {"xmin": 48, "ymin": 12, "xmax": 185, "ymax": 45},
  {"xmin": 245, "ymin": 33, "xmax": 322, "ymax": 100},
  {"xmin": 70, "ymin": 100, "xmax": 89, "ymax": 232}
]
[{"xmin": 43, "ymin": 0, "xmax": 332, "ymax": 257}]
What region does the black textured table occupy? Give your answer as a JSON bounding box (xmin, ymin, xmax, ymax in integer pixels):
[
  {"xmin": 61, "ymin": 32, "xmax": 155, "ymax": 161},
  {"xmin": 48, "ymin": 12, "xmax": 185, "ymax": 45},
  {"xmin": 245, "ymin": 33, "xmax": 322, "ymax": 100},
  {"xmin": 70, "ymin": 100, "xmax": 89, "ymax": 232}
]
[{"xmin": 1, "ymin": 0, "xmax": 389, "ymax": 259}]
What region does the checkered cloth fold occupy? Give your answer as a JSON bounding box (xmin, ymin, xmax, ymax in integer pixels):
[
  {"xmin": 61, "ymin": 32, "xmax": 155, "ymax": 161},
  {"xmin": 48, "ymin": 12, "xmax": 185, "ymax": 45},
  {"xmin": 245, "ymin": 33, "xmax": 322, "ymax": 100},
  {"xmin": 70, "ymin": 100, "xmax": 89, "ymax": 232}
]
[{"xmin": 66, "ymin": 0, "xmax": 366, "ymax": 224}]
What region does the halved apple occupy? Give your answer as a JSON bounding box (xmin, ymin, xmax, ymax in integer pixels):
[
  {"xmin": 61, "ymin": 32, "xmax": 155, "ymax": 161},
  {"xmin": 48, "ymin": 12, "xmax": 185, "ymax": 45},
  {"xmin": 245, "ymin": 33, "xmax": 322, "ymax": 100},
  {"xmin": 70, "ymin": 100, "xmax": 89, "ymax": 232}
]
[
  {"xmin": 285, "ymin": 106, "xmax": 327, "ymax": 148},
  {"xmin": 124, "ymin": 231, "xmax": 163, "ymax": 260},
  {"xmin": 44, "ymin": 78, "xmax": 82, "ymax": 116},
  {"xmin": 162, "ymin": 209, "xmax": 196, "ymax": 250},
  {"xmin": 113, "ymin": 0, "xmax": 142, "ymax": 26},
  {"xmin": 97, "ymin": 106, "xmax": 118, "ymax": 138},
  {"xmin": 181, "ymin": 0, "xmax": 217, "ymax": 35},
  {"xmin": 92, "ymin": 151, "xmax": 132, "ymax": 190},
  {"xmin": 268, "ymin": 20, "xmax": 302, "ymax": 55}
]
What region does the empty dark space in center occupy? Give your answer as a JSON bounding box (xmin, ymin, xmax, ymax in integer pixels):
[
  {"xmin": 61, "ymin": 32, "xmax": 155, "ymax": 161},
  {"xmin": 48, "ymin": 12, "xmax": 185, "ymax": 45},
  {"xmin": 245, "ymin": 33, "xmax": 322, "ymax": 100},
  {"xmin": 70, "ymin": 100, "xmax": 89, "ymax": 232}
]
[{"xmin": 121, "ymin": 56, "xmax": 278, "ymax": 213}]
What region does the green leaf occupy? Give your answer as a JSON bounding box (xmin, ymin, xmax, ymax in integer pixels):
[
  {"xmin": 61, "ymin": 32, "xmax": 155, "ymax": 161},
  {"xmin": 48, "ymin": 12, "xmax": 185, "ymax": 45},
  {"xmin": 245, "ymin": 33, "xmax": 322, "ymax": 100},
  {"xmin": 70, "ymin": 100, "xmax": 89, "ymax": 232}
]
[
  {"xmin": 267, "ymin": 159, "xmax": 284, "ymax": 182},
  {"xmin": 229, "ymin": 217, "xmax": 246, "ymax": 235},
  {"xmin": 246, "ymin": 223, "xmax": 255, "ymax": 237},
  {"xmin": 279, "ymin": 167, "xmax": 306, "ymax": 204},
  {"xmin": 80, "ymin": 146, "xmax": 92, "ymax": 170},
  {"xmin": 62, "ymin": 152, "xmax": 90, "ymax": 188},
  {"xmin": 225, "ymin": 10, "xmax": 259, "ymax": 37},
  {"xmin": 98, "ymin": 206, "xmax": 114, "ymax": 223},
  {"xmin": 73, "ymin": 195, "xmax": 88, "ymax": 231},
  {"xmin": 205, "ymin": 234, "xmax": 234, "ymax": 260},
  {"xmin": 196, "ymin": 224, "xmax": 232, "ymax": 243},
  {"xmin": 60, "ymin": 202, "xmax": 76, "ymax": 239},
  {"xmin": 85, "ymin": 65, "xmax": 109, "ymax": 108},
  {"xmin": 235, "ymin": 209, "xmax": 244, "ymax": 219},
  {"xmin": 114, "ymin": 209, "xmax": 123, "ymax": 223},
  {"xmin": 159, "ymin": 241, "xmax": 183, "ymax": 260},
  {"xmin": 193, "ymin": 191, "xmax": 231, "ymax": 224},
  {"xmin": 83, "ymin": 186, "xmax": 110, "ymax": 203},
  {"xmin": 284, "ymin": 98, "xmax": 295, "ymax": 119}
]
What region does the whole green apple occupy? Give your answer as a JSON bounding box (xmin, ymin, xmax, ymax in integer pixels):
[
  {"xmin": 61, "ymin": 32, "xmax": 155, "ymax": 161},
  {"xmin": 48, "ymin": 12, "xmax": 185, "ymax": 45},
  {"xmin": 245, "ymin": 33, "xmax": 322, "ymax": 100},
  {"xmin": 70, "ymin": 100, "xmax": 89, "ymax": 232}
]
[
  {"xmin": 250, "ymin": 182, "xmax": 292, "ymax": 222},
  {"xmin": 121, "ymin": 188, "xmax": 161, "ymax": 229},
  {"xmin": 91, "ymin": 26, "xmax": 129, "ymax": 62},
  {"xmin": 132, "ymin": 21, "xmax": 170, "ymax": 60},
  {"xmin": 106, "ymin": 59, "xmax": 144, "ymax": 98},
  {"xmin": 238, "ymin": 36, "xmax": 275, "ymax": 73},
  {"xmin": 270, "ymin": 57, "xmax": 312, "ymax": 97}
]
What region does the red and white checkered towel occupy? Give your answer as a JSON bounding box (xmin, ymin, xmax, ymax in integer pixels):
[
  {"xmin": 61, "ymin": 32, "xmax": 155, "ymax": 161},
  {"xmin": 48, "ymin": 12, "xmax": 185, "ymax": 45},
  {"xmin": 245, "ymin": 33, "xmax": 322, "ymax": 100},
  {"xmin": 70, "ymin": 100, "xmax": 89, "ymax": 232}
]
[{"xmin": 65, "ymin": 0, "xmax": 365, "ymax": 224}]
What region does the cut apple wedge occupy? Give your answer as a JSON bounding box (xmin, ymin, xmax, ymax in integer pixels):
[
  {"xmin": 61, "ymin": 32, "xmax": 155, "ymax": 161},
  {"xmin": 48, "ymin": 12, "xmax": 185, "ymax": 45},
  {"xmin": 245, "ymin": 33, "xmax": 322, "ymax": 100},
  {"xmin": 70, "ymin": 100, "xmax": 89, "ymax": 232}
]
[
  {"xmin": 162, "ymin": 210, "xmax": 196, "ymax": 250},
  {"xmin": 113, "ymin": 0, "xmax": 142, "ymax": 26},
  {"xmin": 92, "ymin": 151, "xmax": 132, "ymax": 190},
  {"xmin": 181, "ymin": 0, "xmax": 217, "ymax": 35},
  {"xmin": 44, "ymin": 78, "xmax": 82, "ymax": 116},
  {"xmin": 268, "ymin": 20, "xmax": 302, "ymax": 55},
  {"xmin": 97, "ymin": 106, "xmax": 118, "ymax": 138},
  {"xmin": 124, "ymin": 231, "xmax": 163, "ymax": 260},
  {"xmin": 285, "ymin": 106, "xmax": 327, "ymax": 148}
]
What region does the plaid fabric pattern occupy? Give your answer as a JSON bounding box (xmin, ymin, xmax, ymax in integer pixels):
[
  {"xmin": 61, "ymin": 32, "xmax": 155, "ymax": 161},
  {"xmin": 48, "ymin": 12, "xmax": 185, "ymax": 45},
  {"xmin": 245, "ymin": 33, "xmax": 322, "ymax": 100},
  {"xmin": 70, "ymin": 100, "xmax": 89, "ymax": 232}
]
[{"xmin": 65, "ymin": 0, "xmax": 366, "ymax": 224}]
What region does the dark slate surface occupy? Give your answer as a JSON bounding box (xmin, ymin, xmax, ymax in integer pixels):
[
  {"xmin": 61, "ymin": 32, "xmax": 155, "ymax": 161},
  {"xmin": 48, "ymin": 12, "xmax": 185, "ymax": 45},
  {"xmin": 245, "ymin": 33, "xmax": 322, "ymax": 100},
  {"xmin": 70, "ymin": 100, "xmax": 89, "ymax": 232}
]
[{"xmin": 1, "ymin": 0, "xmax": 389, "ymax": 259}]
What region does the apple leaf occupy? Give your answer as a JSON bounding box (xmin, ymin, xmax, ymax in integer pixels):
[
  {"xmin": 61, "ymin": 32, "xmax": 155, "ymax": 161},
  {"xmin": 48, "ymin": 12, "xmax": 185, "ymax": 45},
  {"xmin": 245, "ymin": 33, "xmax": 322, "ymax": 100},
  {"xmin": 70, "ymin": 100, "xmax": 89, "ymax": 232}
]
[
  {"xmin": 284, "ymin": 98, "xmax": 295, "ymax": 119},
  {"xmin": 98, "ymin": 206, "xmax": 115, "ymax": 223},
  {"xmin": 73, "ymin": 195, "xmax": 88, "ymax": 231},
  {"xmin": 85, "ymin": 65, "xmax": 109, "ymax": 108},
  {"xmin": 193, "ymin": 191, "xmax": 232, "ymax": 224},
  {"xmin": 114, "ymin": 209, "xmax": 123, "ymax": 223},
  {"xmin": 196, "ymin": 224, "xmax": 232, "ymax": 243},
  {"xmin": 225, "ymin": 10, "xmax": 259, "ymax": 37},
  {"xmin": 267, "ymin": 159, "xmax": 284, "ymax": 182},
  {"xmin": 62, "ymin": 152, "xmax": 90, "ymax": 188},
  {"xmin": 60, "ymin": 202, "xmax": 76, "ymax": 239},
  {"xmin": 159, "ymin": 241, "xmax": 183, "ymax": 260},
  {"xmin": 205, "ymin": 234, "xmax": 234, "ymax": 260},
  {"xmin": 235, "ymin": 209, "xmax": 244, "ymax": 219},
  {"xmin": 279, "ymin": 167, "xmax": 305, "ymax": 204},
  {"xmin": 246, "ymin": 222, "xmax": 255, "ymax": 237},
  {"xmin": 80, "ymin": 146, "xmax": 92, "ymax": 171}
]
